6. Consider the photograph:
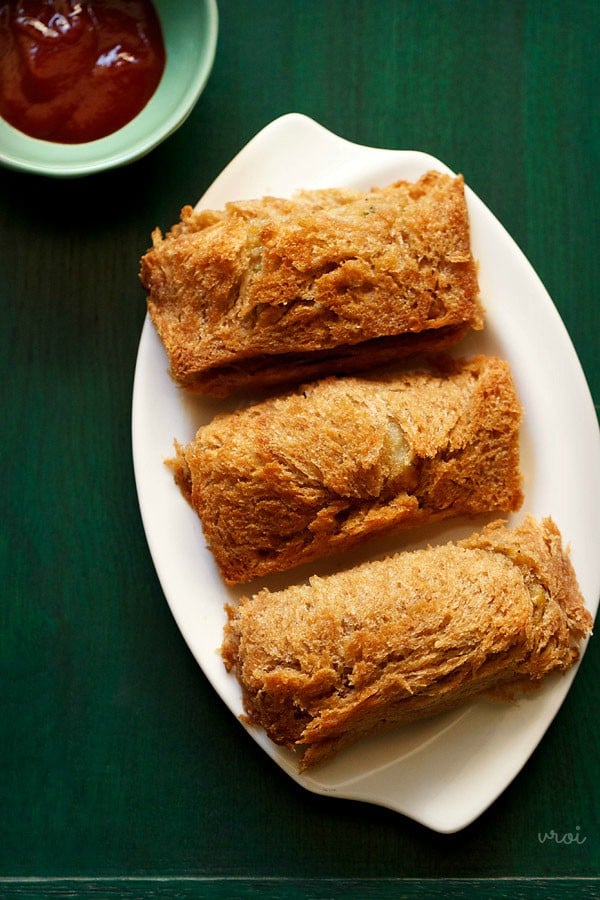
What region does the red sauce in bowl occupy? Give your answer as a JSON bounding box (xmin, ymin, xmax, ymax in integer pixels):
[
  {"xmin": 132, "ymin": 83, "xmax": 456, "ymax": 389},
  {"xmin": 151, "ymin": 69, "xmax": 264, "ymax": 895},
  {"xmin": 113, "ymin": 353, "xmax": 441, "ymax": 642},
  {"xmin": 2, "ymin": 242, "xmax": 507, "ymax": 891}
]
[{"xmin": 0, "ymin": 0, "xmax": 166, "ymax": 143}]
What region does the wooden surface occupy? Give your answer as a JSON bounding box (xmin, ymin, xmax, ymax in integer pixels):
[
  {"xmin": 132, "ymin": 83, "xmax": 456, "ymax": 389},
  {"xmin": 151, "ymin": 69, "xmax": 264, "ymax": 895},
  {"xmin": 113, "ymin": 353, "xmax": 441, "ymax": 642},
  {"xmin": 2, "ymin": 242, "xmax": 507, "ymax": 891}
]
[{"xmin": 1, "ymin": 1, "xmax": 599, "ymax": 896}]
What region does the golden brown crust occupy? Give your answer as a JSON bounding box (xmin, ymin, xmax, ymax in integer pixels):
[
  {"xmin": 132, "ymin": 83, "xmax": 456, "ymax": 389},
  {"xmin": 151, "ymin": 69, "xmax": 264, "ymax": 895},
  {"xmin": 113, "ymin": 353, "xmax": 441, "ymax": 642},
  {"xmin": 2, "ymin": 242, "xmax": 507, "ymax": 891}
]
[
  {"xmin": 141, "ymin": 172, "xmax": 483, "ymax": 396},
  {"xmin": 170, "ymin": 355, "xmax": 523, "ymax": 583},
  {"xmin": 222, "ymin": 516, "xmax": 592, "ymax": 770}
]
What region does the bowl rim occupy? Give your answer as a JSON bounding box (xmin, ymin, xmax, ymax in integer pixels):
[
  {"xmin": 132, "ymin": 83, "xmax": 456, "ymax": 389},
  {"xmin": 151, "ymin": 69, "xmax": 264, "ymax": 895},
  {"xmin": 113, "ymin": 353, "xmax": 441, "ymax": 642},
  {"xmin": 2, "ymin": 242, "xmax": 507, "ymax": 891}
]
[{"xmin": 0, "ymin": 0, "xmax": 219, "ymax": 178}]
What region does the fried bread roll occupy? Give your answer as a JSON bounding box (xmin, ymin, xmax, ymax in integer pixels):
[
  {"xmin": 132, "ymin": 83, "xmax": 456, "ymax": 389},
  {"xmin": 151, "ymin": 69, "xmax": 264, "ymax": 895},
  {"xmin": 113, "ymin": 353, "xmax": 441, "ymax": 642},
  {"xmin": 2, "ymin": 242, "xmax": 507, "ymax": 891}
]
[
  {"xmin": 169, "ymin": 356, "xmax": 523, "ymax": 583},
  {"xmin": 222, "ymin": 516, "xmax": 592, "ymax": 770},
  {"xmin": 141, "ymin": 171, "xmax": 483, "ymax": 396}
]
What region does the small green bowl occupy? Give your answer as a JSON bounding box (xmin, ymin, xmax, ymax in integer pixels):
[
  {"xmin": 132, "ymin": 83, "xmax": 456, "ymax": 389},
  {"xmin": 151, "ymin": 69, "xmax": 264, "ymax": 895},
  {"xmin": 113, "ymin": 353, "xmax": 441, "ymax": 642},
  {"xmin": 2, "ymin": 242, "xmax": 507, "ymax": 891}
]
[{"xmin": 0, "ymin": 0, "xmax": 218, "ymax": 178}]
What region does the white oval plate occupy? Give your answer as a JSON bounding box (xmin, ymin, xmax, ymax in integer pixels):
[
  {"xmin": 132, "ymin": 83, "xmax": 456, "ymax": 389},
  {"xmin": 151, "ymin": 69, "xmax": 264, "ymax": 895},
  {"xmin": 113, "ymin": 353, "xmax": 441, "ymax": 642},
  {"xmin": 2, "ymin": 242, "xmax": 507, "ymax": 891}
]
[{"xmin": 132, "ymin": 113, "xmax": 600, "ymax": 833}]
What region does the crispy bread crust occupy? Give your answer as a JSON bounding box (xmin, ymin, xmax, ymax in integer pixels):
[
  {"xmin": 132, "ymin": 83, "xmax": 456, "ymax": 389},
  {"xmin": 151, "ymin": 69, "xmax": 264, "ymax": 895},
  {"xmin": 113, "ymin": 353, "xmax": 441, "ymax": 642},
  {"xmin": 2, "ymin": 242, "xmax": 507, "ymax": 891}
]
[
  {"xmin": 222, "ymin": 516, "xmax": 592, "ymax": 769},
  {"xmin": 169, "ymin": 356, "xmax": 524, "ymax": 583},
  {"xmin": 141, "ymin": 172, "xmax": 483, "ymax": 396}
]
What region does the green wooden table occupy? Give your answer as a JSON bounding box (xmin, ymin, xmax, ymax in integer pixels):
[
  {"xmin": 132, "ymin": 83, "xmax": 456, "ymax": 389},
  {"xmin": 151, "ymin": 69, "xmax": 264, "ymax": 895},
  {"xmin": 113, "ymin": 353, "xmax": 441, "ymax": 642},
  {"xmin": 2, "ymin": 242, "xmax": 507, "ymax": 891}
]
[{"xmin": 1, "ymin": 2, "xmax": 598, "ymax": 897}]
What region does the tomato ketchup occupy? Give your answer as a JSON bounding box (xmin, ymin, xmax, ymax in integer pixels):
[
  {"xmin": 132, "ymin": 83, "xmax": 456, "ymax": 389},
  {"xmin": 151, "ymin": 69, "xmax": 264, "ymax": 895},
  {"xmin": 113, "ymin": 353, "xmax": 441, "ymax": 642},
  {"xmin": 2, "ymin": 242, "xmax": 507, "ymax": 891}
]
[{"xmin": 0, "ymin": 1, "xmax": 166, "ymax": 143}]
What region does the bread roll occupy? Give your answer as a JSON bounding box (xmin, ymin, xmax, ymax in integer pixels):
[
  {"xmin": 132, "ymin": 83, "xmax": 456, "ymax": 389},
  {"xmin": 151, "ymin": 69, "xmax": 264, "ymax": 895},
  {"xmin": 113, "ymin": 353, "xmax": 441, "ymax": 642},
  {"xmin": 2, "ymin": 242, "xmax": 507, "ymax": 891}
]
[
  {"xmin": 141, "ymin": 171, "xmax": 483, "ymax": 397},
  {"xmin": 169, "ymin": 356, "xmax": 523, "ymax": 583},
  {"xmin": 222, "ymin": 516, "xmax": 592, "ymax": 770}
]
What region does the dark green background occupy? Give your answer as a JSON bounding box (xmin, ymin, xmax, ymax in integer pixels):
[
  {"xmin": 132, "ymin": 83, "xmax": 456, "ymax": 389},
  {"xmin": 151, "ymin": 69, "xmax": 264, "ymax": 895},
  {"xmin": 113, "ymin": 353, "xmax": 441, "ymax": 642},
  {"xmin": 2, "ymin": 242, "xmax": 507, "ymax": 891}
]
[{"xmin": 1, "ymin": 1, "xmax": 598, "ymax": 897}]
